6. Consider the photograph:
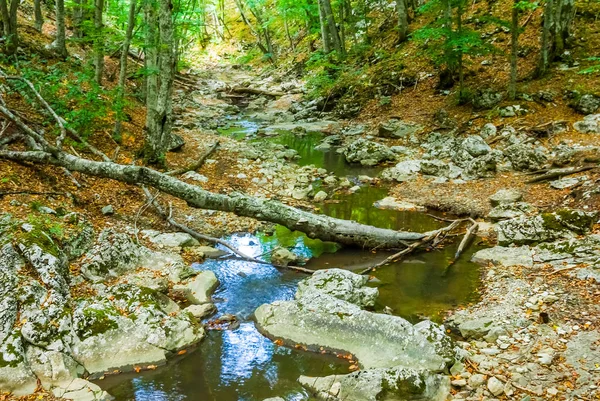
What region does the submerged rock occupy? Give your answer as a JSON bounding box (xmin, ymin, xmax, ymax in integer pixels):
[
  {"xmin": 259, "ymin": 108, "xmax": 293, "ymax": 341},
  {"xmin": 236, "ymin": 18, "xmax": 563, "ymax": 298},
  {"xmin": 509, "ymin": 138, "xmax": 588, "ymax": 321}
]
[
  {"xmin": 270, "ymin": 246, "xmax": 299, "ymax": 266},
  {"xmin": 344, "ymin": 139, "xmax": 396, "ymax": 166},
  {"xmin": 299, "ymin": 367, "xmax": 450, "ymax": 401}
]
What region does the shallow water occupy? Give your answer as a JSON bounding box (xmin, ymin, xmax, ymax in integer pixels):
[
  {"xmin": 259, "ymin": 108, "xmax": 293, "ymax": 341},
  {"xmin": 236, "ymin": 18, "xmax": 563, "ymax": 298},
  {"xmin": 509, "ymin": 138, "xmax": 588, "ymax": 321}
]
[{"xmin": 100, "ymin": 123, "xmax": 482, "ymax": 400}]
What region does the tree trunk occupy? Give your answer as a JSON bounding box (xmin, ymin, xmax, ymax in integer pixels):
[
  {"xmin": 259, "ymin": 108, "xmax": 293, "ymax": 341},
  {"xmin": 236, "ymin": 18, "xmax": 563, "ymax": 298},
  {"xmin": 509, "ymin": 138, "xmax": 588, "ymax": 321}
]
[
  {"xmin": 509, "ymin": 0, "xmax": 519, "ymax": 100},
  {"xmin": 0, "ymin": 150, "xmax": 425, "ymax": 248},
  {"xmin": 321, "ymin": 0, "xmax": 344, "ymax": 56},
  {"xmin": 317, "ymin": 0, "xmax": 331, "ymax": 53},
  {"xmin": 53, "ymin": 0, "xmax": 68, "ymax": 57},
  {"xmin": 142, "ymin": 0, "xmax": 175, "ymax": 165},
  {"xmin": 114, "ymin": 0, "xmax": 137, "ymax": 138},
  {"xmin": 457, "ymin": 2, "xmax": 464, "ymax": 97},
  {"xmin": 0, "ymin": 0, "xmax": 18, "ymax": 55},
  {"xmin": 73, "ymin": 0, "xmax": 83, "ymax": 38},
  {"xmin": 93, "ymin": 0, "xmax": 105, "ymax": 84},
  {"xmin": 34, "ymin": 0, "xmax": 43, "ymax": 32},
  {"xmin": 552, "ymin": 0, "xmax": 574, "ymax": 57},
  {"xmin": 397, "ymin": 0, "xmax": 408, "ymax": 42}
]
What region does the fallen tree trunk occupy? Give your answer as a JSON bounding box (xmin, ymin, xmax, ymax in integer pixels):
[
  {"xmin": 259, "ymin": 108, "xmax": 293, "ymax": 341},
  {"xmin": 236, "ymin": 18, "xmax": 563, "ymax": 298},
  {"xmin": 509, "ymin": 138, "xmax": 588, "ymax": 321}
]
[{"xmin": 0, "ymin": 149, "xmax": 425, "ymax": 248}]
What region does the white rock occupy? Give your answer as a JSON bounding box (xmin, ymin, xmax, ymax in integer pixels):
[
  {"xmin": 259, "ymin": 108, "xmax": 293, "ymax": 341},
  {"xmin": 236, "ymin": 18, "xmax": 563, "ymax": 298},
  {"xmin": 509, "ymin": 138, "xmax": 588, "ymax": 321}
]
[
  {"xmin": 173, "ymin": 271, "xmax": 219, "ymax": 304},
  {"xmin": 487, "ymin": 377, "xmax": 504, "ymax": 396},
  {"xmin": 185, "ymin": 303, "xmax": 216, "ymax": 319}
]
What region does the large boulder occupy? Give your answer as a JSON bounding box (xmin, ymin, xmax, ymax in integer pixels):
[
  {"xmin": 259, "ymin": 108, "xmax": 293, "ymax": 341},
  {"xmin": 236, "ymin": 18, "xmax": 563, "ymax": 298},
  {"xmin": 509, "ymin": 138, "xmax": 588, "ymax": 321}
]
[
  {"xmin": 71, "ymin": 284, "xmax": 203, "ymax": 376},
  {"xmin": 296, "ymin": 269, "xmax": 378, "ymax": 308},
  {"xmin": 462, "ymin": 135, "xmax": 491, "ymax": 157},
  {"xmin": 344, "ymin": 139, "xmax": 396, "ymax": 166},
  {"xmin": 299, "ymin": 367, "xmax": 450, "ymax": 401},
  {"xmin": 496, "ymin": 210, "xmax": 597, "ymax": 246},
  {"xmin": 504, "ymin": 143, "xmax": 547, "ymax": 171},
  {"xmin": 378, "ymin": 120, "xmax": 422, "ymax": 139},
  {"xmin": 254, "ymin": 269, "xmax": 456, "ymax": 372},
  {"xmin": 461, "ymin": 151, "xmax": 501, "ymax": 179}
]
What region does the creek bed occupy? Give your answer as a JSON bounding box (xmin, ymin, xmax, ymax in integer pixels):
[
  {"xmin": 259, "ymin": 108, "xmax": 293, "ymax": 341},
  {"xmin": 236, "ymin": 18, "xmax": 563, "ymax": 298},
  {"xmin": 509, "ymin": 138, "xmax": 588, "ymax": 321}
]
[{"xmin": 98, "ymin": 123, "xmax": 482, "ymax": 400}]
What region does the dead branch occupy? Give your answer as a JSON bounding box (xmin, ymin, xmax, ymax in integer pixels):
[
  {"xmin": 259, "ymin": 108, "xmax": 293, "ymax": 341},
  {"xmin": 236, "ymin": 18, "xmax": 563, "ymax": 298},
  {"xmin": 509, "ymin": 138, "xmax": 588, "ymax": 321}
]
[
  {"xmin": 0, "ymin": 190, "xmax": 68, "ymax": 197},
  {"xmin": 166, "ymin": 141, "xmax": 219, "ymax": 176},
  {"xmin": 526, "ymin": 166, "xmax": 595, "ymax": 183},
  {"xmin": 359, "ymin": 219, "xmax": 466, "ymax": 275},
  {"xmin": 453, "ymin": 218, "xmax": 478, "ymax": 262},
  {"xmin": 141, "ymin": 186, "xmax": 315, "ymax": 274}
]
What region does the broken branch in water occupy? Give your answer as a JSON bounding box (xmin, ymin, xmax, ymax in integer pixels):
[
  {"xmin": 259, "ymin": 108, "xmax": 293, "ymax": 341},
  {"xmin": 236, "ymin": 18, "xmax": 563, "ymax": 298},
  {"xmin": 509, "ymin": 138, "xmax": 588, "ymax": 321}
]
[
  {"xmin": 141, "ymin": 186, "xmax": 315, "ymax": 274},
  {"xmin": 360, "ymin": 219, "xmax": 468, "ymax": 275},
  {"xmin": 166, "ymin": 141, "xmax": 219, "ymax": 176},
  {"xmin": 452, "ymin": 218, "xmax": 479, "ymax": 263}
]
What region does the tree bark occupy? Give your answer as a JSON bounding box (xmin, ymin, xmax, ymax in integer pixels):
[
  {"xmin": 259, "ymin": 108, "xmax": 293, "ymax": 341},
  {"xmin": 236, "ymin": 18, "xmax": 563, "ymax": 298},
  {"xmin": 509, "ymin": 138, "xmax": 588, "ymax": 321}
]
[
  {"xmin": 142, "ymin": 0, "xmax": 175, "ymax": 164},
  {"xmin": 34, "ymin": 0, "xmax": 43, "ymax": 32},
  {"xmin": 73, "ymin": 0, "xmax": 84, "ymax": 38},
  {"xmin": 317, "ymin": 0, "xmax": 331, "ymax": 53},
  {"xmin": 509, "ymin": 0, "xmax": 519, "ymax": 100},
  {"xmin": 396, "ymin": 0, "xmax": 408, "ymax": 42},
  {"xmin": 321, "ymin": 0, "xmax": 344, "ymax": 56},
  {"xmin": 52, "ymin": 0, "xmax": 68, "ymax": 57},
  {"xmin": 114, "ymin": 0, "xmax": 137, "ymax": 138},
  {"xmin": 93, "ymin": 0, "xmax": 105, "ymax": 84},
  {"xmin": 0, "ymin": 0, "xmax": 18, "ymax": 55},
  {"xmin": 0, "ymin": 149, "xmax": 425, "ymax": 248}
]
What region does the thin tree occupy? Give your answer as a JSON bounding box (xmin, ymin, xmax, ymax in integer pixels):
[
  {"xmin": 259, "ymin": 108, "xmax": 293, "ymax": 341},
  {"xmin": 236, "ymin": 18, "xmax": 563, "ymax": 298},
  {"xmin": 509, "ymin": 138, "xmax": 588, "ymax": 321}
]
[
  {"xmin": 397, "ymin": 0, "xmax": 408, "ymax": 42},
  {"xmin": 34, "ymin": 0, "xmax": 43, "ymax": 32},
  {"xmin": 143, "ymin": 0, "xmax": 176, "ymax": 164},
  {"xmin": 93, "ymin": 0, "xmax": 105, "ymax": 84},
  {"xmin": 317, "ymin": 0, "xmax": 331, "ymax": 53},
  {"xmin": 50, "ymin": 0, "xmax": 68, "ymax": 57},
  {"xmin": 509, "ymin": 0, "xmax": 519, "ymax": 99},
  {"xmin": 114, "ymin": 0, "xmax": 137, "ymax": 138},
  {"xmin": 0, "ymin": 0, "xmax": 19, "ymax": 55},
  {"xmin": 321, "ymin": 0, "xmax": 344, "ymax": 55},
  {"xmin": 535, "ymin": 0, "xmax": 574, "ymax": 77}
]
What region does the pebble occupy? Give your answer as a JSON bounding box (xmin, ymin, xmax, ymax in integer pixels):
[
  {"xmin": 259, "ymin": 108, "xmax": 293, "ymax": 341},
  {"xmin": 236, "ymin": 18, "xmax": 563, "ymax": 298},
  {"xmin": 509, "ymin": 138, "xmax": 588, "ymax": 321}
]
[
  {"xmin": 487, "ymin": 377, "xmax": 504, "ymax": 396},
  {"xmin": 451, "ymin": 379, "xmax": 467, "ymax": 387},
  {"xmin": 468, "ymin": 373, "xmax": 486, "ymax": 389}
]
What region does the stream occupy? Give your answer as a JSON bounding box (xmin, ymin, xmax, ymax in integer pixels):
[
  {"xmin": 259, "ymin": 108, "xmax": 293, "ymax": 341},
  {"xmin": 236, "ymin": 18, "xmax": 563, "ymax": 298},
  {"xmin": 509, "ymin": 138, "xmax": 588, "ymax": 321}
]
[{"xmin": 98, "ymin": 114, "xmax": 483, "ymax": 401}]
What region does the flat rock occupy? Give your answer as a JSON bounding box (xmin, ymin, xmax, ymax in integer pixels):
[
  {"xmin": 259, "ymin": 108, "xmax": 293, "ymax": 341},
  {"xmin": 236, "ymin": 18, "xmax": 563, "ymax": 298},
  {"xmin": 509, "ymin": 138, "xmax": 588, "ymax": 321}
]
[
  {"xmin": 299, "ymin": 367, "xmax": 450, "ymax": 401},
  {"xmin": 195, "ymin": 246, "xmax": 228, "ymax": 258},
  {"xmin": 148, "ymin": 232, "xmax": 200, "ymax": 248},
  {"xmin": 173, "ymin": 271, "xmax": 219, "ymax": 304},
  {"xmin": 550, "ymin": 176, "xmax": 588, "ymax": 189},
  {"xmin": 471, "ymin": 246, "xmax": 533, "ymax": 267},
  {"xmin": 51, "ymin": 378, "xmax": 112, "ymax": 401},
  {"xmin": 373, "ymin": 197, "xmax": 426, "ymax": 212},
  {"xmin": 489, "ymin": 189, "xmax": 523, "ymax": 206},
  {"xmin": 184, "ymin": 303, "xmax": 217, "ymax": 319}
]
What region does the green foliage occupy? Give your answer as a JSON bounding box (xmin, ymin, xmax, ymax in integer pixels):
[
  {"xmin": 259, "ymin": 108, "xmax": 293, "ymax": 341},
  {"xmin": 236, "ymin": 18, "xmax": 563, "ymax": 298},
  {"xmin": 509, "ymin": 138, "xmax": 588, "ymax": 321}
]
[{"xmin": 579, "ymin": 57, "xmax": 600, "ymax": 75}]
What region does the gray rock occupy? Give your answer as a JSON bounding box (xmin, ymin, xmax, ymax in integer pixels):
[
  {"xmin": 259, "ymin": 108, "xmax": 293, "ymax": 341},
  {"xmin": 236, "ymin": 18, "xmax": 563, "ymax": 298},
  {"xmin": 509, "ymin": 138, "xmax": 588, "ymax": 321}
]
[
  {"xmin": 573, "ymin": 114, "xmax": 600, "ymax": 134},
  {"xmin": 313, "ymin": 191, "xmax": 328, "ymax": 202},
  {"xmin": 271, "ymin": 247, "xmax": 299, "ymax": 266},
  {"xmin": 39, "ymin": 206, "xmax": 57, "ymax": 215},
  {"xmin": 504, "ymin": 144, "xmax": 548, "ymax": 171},
  {"xmin": 26, "ymin": 347, "xmax": 80, "ymax": 388},
  {"xmin": 462, "ymin": 135, "xmax": 491, "ymax": 157},
  {"xmin": 571, "ymin": 94, "xmax": 600, "ymax": 115},
  {"xmin": 480, "ymin": 123, "xmax": 497, "ymax": 139},
  {"xmin": 51, "ymin": 378, "xmax": 112, "ymax": 401},
  {"xmin": 472, "ymin": 89, "xmax": 502, "ymax": 110},
  {"xmin": 468, "ymin": 373, "xmax": 486, "ymax": 389},
  {"xmin": 101, "ymin": 205, "xmax": 114, "ymax": 215},
  {"xmin": 255, "ymin": 292, "xmax": 454, "ymax": 371},
  {"xmin": 296, "ymin": 269, "xmax": 378, "ymax": 308},
  {"xmin": 461, "ymin": 151, "xmax": 501, "ymax": 179},
  {"xmin": 490, "ymin": 189, "xmax": 523, "ymax": 206},
  {"xmin": 181, "ymin": 171, "xmax": 209, "ymax": 182},
  {"xmin": 185, "ymin": 303, "xmax": 217, "ymax": 319},
  {"xmin": 262, "ymin": 398, "xmax": 285, "ymax": 401},
  {"xmin": 420, "ymin": 160, "xmax": 450, "ymax": 177},
  {"xmin": 148, "ymin": 232, "xmax": 200, "ymax": 248},
  {"xmin": 173, "ymin": 271, "xmax": 219, "ymax": 304},
  {"xmin": 381, "ymin": 160, "xmax": 422, "ymax": 182},
  {"xmin": 373, "ymin": 197, "xmax": 425, "ymax": 212},
  {"xmin": 488, "ymin": 202, "xmax": 535, "ymax": 221},
  {"xmin": 471, "ymin": 246, "xmax": 534, "ymax": 267},
  {"xmin": 496, "ymin": 210, "xmax": 597, "ymax": 245},
  {"xmin": 550, "ymin": 176, "xmax": 588, "ymax": 189},
  {"xmin": 457, "ymin": 317, "xmax": 495, "ymax": 339},
  {"xmin": 195, "ymin": 246, "xmax": 228, "ymax": 258},
  {"xmin": 378, "ymin": 120, "xmax": 422, "ymax": 139},
  {"xmin": 299, "ymin": 367, "xmax": 450, "ymax": 401},
  {"xmin": 344, "ymin": 139, "xmax": 397, "ymax": 166},
  {"xmin": 168, "ymin": 133, "xmax": 185, "ymax": 152},
  {"xmin": 487, "ymin": 377, "xmax": 505, "ymax": 396}
]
